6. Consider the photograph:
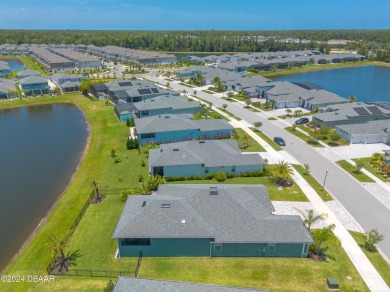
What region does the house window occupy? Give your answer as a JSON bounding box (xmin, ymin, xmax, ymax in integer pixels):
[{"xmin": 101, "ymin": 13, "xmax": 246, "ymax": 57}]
[
  {"xmin": 303, "ymin": 243, "xmax": 308, "ymax": 254},
  {"xmin": 214, "ymin": 243, "xmax": 222, "ymax": 251},
  {"xmin": 232, "ymin": 166, "xmax": 236, "ymax": 172},
  {"xmin": 205, "ymin": 168, "xmax": 209, "ymax": 174},
  {"xmin": 121, "ymin": 238, "xmax": 151, "ymax": 246},
  {"xmin": 140, "ymin": 133, "xmax": 156, "ymax": 139},
  {"xmin": 268, "ymin": 243, "xmax": 276, "ymax": 251}
]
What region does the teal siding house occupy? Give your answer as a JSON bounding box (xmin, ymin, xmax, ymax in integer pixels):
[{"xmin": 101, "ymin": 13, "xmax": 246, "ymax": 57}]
[
  {"xmin": 148, "ymin": 140, "xmax": 265, "ymax": 177},
  {"xmin": 134, "ymin": 114, "xmax": 234, "ymax": 145},
  {"xmin": 114, "ymin": 103, "xmax": 136, "ymax": 122},
  {"xmin": 113, "ymin": 185, "xmax": 313, "ymax": 258},
  {"xmin": 0, "ymin": 60, "xmax": 11, "ymax": 78},
  {"xmin": 19, "ymin": 76, "xmax": 49, "ymax": 95},
  {"xmin": 134, "ymin": 95, "xmax": 201, "ymax": 118}
]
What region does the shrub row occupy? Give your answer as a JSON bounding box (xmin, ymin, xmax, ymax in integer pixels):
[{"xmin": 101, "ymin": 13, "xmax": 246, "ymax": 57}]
[{"xmin": 165, "ymin": 170, "xmax": 266, "ymax": 182}]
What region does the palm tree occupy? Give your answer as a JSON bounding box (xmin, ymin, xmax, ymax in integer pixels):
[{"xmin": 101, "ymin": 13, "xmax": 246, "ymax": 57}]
[
  {"xmin": 285, "ymin": 108, "xmax": 292, "ymax": 117},
  {"xmin": 370, "ymin": 153, "xmax": 384, "ymax": 168},
  {"xmin": 245, "ymin": 99, "xmax": 252, "ymax": 107},
  {"xmin": 313, "ymin": 224, "xmax": 336, "ymax": 256},
  {"xmin": 47, "ymin": 234, "xmax": 70, "ymax": 273},
  {"xmin": 294, "ymin": 109, "xmax": 303, "ymax": 117},
  {"xmin": 295, "ymin": 209, "xmax": 326, "ymax": 232},
  {"xmin": 140, "ymin": 181, "xmax": 151, "ymax": 195},
  {"xmin": 348, "ymin": 95, "xmax": 356, "ymax": 103},
  {"xmin": 91, "ymin": 180, "xmax": 104, "ymax": 204},
  {"xmin": 270, "ymin": 161, "xmax": 294, "ymax": 187},
  {"xmin": 196, "ymin": 71, "xmax": 204, "ymax": 86}
]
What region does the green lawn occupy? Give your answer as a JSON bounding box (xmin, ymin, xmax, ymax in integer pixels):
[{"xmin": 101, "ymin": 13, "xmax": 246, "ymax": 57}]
[
  {"xmin": 293, "ymin": 165, "xmax": 333, "ymax": 201},
  {"xmin": 234, "ymin": 128, "xmax": 266, "ymax": 152},
  {"xmin": 349, "ymin": 231, "xmax": 390, "ymax": 287},
  {"xmin": 267, "ymin": 117, "xmax": 277, "ymax": 120},
  {"xmin": 285, "ymin": 127, "xmax": 324, "ymax": 147},
  {"xmin": 251, "ymin": 130, "xmax": 283, "ymax": 151},
  {"xmin": 139, "ymin": 232, "xmax": 368, "ymax": 292},
  {"xmin": 352, "ymin": 157, "xmax": 390, "ymax": 182},
  {"xmin": 0, "ymin": 94, "xmax": 148, "ymax": 291},
  {"xmin": 178, "ymin": 82, "xmax": 196, "ymax": 88},
  {"xmin": 336, "ymin": 160, "xmax": 375, "ymax": 183},
  {"xmin": 170, "ymin": 176, "xmax": 308, "ymax": 202}
]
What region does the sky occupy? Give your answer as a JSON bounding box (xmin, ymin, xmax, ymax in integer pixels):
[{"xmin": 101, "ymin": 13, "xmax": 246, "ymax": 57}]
[{"xmin": 0, "ymin": 0, "xmax": 389, "ymax": 30}]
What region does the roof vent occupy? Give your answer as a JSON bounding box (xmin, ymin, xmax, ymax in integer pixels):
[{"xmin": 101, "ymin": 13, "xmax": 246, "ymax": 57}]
[
  {"xmin": 199, "ymin": 141, "xmax": 205, "ymax": 144},
  {"xmin": 161, "ymin": 203, "xmax": 171, "ymax": 208},
  {"xmin": 173, "ymin": 149, "xmax": 180, "ymax": 151},
  {"xmin": 164, "ymin": 116, "xmax": 170, "ymax": 118},
  {"xmin": 142, "ymin": 201, "xmax": 146, "ymax": 207},
  {"xmin": 181, "ymin": 219, "xmax": 186, "ymax": 224},
  {"xmin": 209, "ymin": 186, "xmax": 219, "ymax": 195}
]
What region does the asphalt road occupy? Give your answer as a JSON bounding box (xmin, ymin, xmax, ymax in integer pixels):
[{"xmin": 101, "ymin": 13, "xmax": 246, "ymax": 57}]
[{"xmin": 160, "ymin": 78, "xmax": 390, "ymax": 259}]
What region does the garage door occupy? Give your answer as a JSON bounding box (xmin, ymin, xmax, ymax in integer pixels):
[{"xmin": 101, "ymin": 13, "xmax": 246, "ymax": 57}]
[
  {"xmin": 350, "ymin": 134, "xmax": 364, "ymax": 144},
  {"xmin": 287, "ymin": 101, "xmax": 300, "ymax": 107},
  {"xmin": 365, "ymin": 134, "xmax": 383, "ymax": 144}
]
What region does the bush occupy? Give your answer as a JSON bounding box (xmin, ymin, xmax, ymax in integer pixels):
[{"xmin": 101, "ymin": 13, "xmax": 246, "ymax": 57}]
[
  {"xmin": 138, "ymin": 175, "xmax": 144, "ymax": 182},
  {"xmin": 141, "ymin": 160, "xmax": 146, "ymax": 167},
  {"xmin": 120, "ymin": 189, "xmax": 135, "ymax": 203},
  {"xmin": 226, "ymin": 172, "xmax": 235, "ymax": 179},
  {"xmin": 213, "ymin": 171, "xmax": 227, "ymax": 182}
]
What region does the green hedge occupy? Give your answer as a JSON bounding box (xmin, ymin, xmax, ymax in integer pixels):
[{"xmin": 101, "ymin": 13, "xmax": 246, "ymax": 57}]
[{"xmin": 165, "ymin": 170, "xmax": 265, "ymax": 182}]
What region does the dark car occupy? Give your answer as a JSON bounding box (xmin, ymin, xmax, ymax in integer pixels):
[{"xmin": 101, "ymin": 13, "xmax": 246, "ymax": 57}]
[
  {"xmin": 295, "ymin": 117, "xmax": 309, "ymax": 125},
  {"xmin": 273, "ymin": 137, "xmax": 286, "ymax": 146}
]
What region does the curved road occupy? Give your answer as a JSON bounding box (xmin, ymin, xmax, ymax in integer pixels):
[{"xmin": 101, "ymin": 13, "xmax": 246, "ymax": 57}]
[{"xmin": 159, "ymin": 78, "xmax": 390, "ymax": 259}]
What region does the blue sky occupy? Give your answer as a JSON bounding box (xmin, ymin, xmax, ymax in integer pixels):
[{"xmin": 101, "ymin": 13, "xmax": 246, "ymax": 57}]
[{"xmin": 0, "ymin": 0, "xmax": 389, "ymax": 30}]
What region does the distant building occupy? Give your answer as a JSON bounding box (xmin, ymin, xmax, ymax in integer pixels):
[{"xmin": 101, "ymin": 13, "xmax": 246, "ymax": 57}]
[
  {"xmin": 0, "ymin": 78, "xmax": 17, "ymax": 99},
  {"xmin": 17, "ymin": 69, "xmax": 41, "ymax": 80},
  {"xmin": 148, "ymin": 140, "xmax": 265, "ymax": 177},
  {"xmin": 134, "ymin": 114, "xmax": 233, "ymax": 145},
  {"xmin": 19, "ymin": 76, "xmax": 49, "ymax": 95},
  {"xmin": 336, "ymin": 120, "xmax": 390, "ymax": 144},
  {"xmin": 0, "ymin": 60, "xmax": 10, "ymax": 78},
  {"xmin": 113, "ymin": 184, "xmax": 313, "ymax": 258}
]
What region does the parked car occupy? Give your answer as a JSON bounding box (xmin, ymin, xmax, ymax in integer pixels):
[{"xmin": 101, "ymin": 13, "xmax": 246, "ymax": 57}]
[
  {"xmin": 295, "ymin": 117, "xmax": 309, "ymax": 125},
  {"xmin": 273, "ymin": 137, "xmax": 286, "ymax": 146}
]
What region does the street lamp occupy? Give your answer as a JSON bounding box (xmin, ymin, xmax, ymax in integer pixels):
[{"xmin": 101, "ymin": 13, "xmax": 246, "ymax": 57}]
[{"xmin": 322, "ymin": 170, "xmax": 329, "ymax": 191}]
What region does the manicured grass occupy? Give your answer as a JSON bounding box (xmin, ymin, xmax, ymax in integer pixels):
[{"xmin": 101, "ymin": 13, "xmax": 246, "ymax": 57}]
[
  {"xmin": 178, "ymin": 82, "xmax": 196, "ymax": 88},
  {"xmin": 222, "ymin": 97, "xmax": 238, "ymax": 102},
  {"xmin": 336, "ymin": 160, "xmax": 375, "ymax": 182},
  {"xmin": 251, "ymin": 130, "xmax": 283, "ymax": 151},
  {"xmin": 247, "ymin": 107, "xmax": 260, "ymax": 112},
  {"xmin": 293, "ymin": 165, "xmax": 333, "ymax": 201},
  {"xmin": 234, "ymin": 128, "xmax": 266, "ymax": 152},
  {"xmin": 352, "ymin": 157, "xmax": 390, "ymax": 182},
  {"xmin": 169, "ymin": 176, "xmax": 308, "ymax": 202},
  {"xmin": 1, "ymin": 55, "xmax": 47, "ymax": 76},
  {"xmin": 285, "ymin": 127, "xmax": 324, "ymax": 147},
  {"xmin": 202, "ymin": 90, "xmax": 215, "ymax": 94},
  {"xmin": 139, "ymin": 231, "xmax": 367, "ymax": 292},
  {"xmin": 267, "ymin": 117, "xmax": 277, "ymax": 120},
  {"xmin": 231, "ymin": 95, "xmax": 247, "ymax": 102},
  {"xmin": 247, "ymin": 61, "xmax": 373, "ymax": 79},
  {"xmin": 349, "ymin": 231, "xmax": 390, "ymax": 287},
  {"xmin": 0, "ymin": 94, "xmax": 148, "ymax": 291},
  {"xmin": 205, "ymin": 108, "xmax": 229, "ymax": 121}
]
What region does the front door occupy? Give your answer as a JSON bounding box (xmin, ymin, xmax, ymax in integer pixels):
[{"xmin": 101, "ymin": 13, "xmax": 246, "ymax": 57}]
[{"xmin": 153, "ymin": 167, "xmax": 164, "ymax": 176}]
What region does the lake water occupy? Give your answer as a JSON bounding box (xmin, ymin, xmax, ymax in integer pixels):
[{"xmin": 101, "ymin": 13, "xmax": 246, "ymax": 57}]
[
  {"xmin": 0, "ymin": 58, "xmax": 25, "ymax": 71},
  {"xmin": 0, "ymin": 103, "xmax": 88, "ymax": 272},
  {"xmin": 273, "ymin": 65, "xmax": 390, "ymax": 103}
]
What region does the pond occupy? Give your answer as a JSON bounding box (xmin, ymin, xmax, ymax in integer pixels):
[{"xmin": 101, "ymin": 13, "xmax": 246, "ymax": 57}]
[
  {"xmin": 0, "ymin": 58, "xmax": 25, "ymax": 71},
  {"xmin": 0, "ymin": 103, "xmax": 88, "ymax": 272},
  {"xmin": 273, "ymin": 65, "xmax": 390, "ymax": 103}
]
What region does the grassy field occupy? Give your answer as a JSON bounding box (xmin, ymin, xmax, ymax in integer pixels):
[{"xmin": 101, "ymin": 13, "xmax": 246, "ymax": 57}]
[
  {"xmin": 170, "ymin": 176, "xmax": 308, "ymax": 202},
  {"xmin": 352, "ymin": 157, "xmax": 390, "ymax": 182},
  {"xmin": 247, "ymin": 61, "xmax": 379, "ymax": 79},
  {"xmin": 0, "ymin": 93, "xmax": 148, "ymax": 291},
  {"xmin": 336, "ymin": 160, "xmax": 375, "ymax": 183},
  {"xmin": 285, "ymin": 127, "xmax": 324, "ymax": 147},
  {"xmin": 293, "ymin": 165, "xmax": 333, "ymax": 201},
  {"xmin": 251, "ymin": 130, "xmax": 283, "ymax": 151},
  {"xmin": 349, "ymin": 231, "xmax": 390, "ymax": 287},
  {"xmin": 139, "ymin": 232, "xmax": 368, "ymax": 292},
  {"xmin": 234, "ymin": 128, "xmax": 266, "ymax": 152}
]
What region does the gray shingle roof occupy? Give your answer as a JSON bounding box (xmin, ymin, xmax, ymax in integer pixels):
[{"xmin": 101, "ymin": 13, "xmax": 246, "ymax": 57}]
[
  {"xmin": 0, "ymin": 78, "xmax": 16, "ymax": 93},
  {"xmin": 113, "ymin": 184, "xmax": 313, "ymax": 244},
  {"xmin": 336, "ymin": 120, "xmax": 390, "ymax": 135},
  {"xmin": 134, "ymin": 115, "xmax": 233, "ymax": 134},
  {"xmin": 134, "ymin": 95, "xmax": 200, "ymax": 111},
  {"xmin": 19, "ymin": 75, "xmax": 48, "ymax": 85},
  {"xmin": 114, "ymin": 277, "xmax": 267, "ymax": 292},
  {"xmin": 148, "ymin": 140, "xmax": 265, "ymax": 168},
  {"xmin": 17, "ymin": 69, "xmax": 41, "ymax": 78}
]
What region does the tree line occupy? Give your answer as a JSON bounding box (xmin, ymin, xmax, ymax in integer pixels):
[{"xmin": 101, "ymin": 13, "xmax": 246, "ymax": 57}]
[{"xmin": 0, "ymin": 30, "xmax": 389, "ymax": 61}]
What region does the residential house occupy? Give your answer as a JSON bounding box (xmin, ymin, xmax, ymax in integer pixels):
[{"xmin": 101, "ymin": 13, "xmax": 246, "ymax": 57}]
[
  {"xmin": 113, "ymin": 184, "xmax": 313, "ymax": 257},
  {"xmin": 313, "ymin": 103, "xmax": 390, "ymax": 128},
  {"xmin": 50, "ymin": 73, "xmax": 84, "ymax": 92},
  {"xmin": 133, "ymin": 95, "xmax": 201, "ymax": 118},
  {"xmin": 299, "ymin": 89, "xmax": 348, "ymax": 110},
  {"xmin": 148, "ymin": 140, "xmax": 265, "ymax": 177},
  {"xmin": 19, "ymin": 76, "xmax": 49, "ymax": 95},
  {"xmin": 134, "ymin": 114, "xmax": 233, "ymax": 145},
  {"xmin": 336, "ymin": 120, "xmax": 390, "ymax": 144},
  {"xmin": 264, "ymin": 82, "xmax": 307, "ymax": 108},
  {"xmin": 113, "ymin": 277, "xmax": 265, "ymax": 292},
  {"xmin": 0, "ymin": 60, "xmax": 10, "ymax": 78},
  {"xmin": 0, "ymin": 78, "xmax": 17, "ymax": 99},
  {"xmin": 114, "ymin": 103, "xmax": 137, "ymax": 122},
  {"xmin": 17, "ymin": 69, "xmax": 42, "ymax": 80}
]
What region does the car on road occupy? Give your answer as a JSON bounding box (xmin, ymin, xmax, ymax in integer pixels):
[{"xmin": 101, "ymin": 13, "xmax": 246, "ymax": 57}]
[
  {"xmin": 273, "ymin": 137, "xmax": 286, "ymax": 146},
  {"xmin": 295, "ymin": 117, "xmax": 309, "ymax": 125}
]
